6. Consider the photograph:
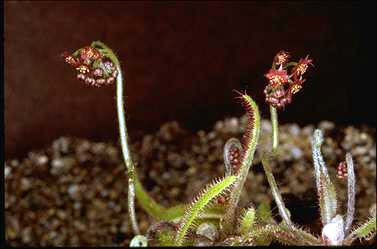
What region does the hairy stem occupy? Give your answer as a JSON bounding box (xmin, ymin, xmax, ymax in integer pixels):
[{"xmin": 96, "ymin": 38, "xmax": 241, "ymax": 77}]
[
  {"xmin": 270, "ymin": 105, "xmax": 279, "ymax": 152},
  {"xmin": 91, "ymin": 41, "xmax": 140, "ymax": 234}
]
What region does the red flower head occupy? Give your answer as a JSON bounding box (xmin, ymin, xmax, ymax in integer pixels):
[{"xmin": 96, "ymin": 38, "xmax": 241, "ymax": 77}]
[
  {"xmin": 62, "ymin": 45, "xmax": 118, "ymax": 87},
  {"xmin": 264, "ymin": 69, "xmax": 289, "ymax": 87},
  {"xmin": 79, "ymin": 46, "xmax": 103, "ymax": 64},
  {"xmin": 293, "ymin": 55, "xmax": 313, "ymax": 77},
  {"xmin": 264, "ymin": 51, "xmax": 313, "ymax": 109},
  {"xmin": 274, "ymin": 50, "xmax": 290, "ymax": 66}
]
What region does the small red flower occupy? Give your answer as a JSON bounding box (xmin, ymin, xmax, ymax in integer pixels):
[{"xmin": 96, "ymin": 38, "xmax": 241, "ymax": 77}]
[
  {"xmin": 293, "ymin": 55, "xmax": 313, "ymax": 76},
  {"xmin": 265, "ymin": 69, "xmax": 289, "ymax": 87},
  {"xmin": 274, "ymin": 51, "xmax": 290, "ymax": 66},
  {"xmin": 76, "ymin": 65, "xmax": 90, "ymax": 74},
  {"xmin": 264, "ymin": 85, "xmax": 292, "ymax": 109},
  {"xmin": 288, "ymin": 83, "xmax": 302, "ymax": 95},
  {"xmin": 79, "ymin": 46, "xmax": 103, "ymax": 64},
  {"xmin": 61, "ymin": 52, "xmax": 80, "ymax": 67}
]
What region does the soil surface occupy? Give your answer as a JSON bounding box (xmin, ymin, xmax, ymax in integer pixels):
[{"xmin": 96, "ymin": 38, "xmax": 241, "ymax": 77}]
[{"xmin": 5, "ymin": 117, "xmax": 376, "ymax": 246}]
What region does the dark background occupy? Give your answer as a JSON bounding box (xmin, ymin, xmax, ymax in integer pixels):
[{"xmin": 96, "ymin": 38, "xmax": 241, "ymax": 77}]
[{"xmin": 5, "ymin": 1, "xmax": 376, "ymax": 158}]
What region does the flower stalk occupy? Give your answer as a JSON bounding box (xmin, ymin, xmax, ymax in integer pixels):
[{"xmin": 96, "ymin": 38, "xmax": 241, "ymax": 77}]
[
  {"xmin": 270, "ymin": 105, "xmax": 279, "ymax": 152},
  {"xmin": 63, "ymin": 41, "xmax": 140, "ymax": 234},
  {"xmin": 91, "ymin": 41, "xmax": 140, "ymax": 234}
]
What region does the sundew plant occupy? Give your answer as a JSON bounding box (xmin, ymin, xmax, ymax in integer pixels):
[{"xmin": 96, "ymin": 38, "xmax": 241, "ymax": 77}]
[{"xmin": 62, "ymin": 42, "xmax": 376, "ymax": 246}]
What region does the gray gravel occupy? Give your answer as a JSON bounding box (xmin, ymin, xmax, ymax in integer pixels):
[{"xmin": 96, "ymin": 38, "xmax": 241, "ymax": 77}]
[{"xmin": 5, "ymin": 117, "xmax": 376, "ymax": 246}]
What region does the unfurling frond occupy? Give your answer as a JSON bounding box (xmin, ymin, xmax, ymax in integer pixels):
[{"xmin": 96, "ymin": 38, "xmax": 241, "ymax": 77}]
[{"xmin": 223, "ymin": 92, "xmax": 261, "ymax": 231}]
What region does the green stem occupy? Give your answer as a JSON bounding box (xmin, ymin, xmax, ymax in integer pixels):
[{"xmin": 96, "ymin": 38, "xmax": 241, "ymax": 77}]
[
  {"xmin": 262, "ymin": 153, "xmax": 316, "ymax": 244},
  {"xmin": 261, "ymin": 153, "xmax": 292, "ymax": 229},
  {"xmin": 270, "ymin": 105, "xmax": 279, "ymax": 153},
  {"xmin": 91, "ymin": 41, "xmax": 140, "ymax": 234}
]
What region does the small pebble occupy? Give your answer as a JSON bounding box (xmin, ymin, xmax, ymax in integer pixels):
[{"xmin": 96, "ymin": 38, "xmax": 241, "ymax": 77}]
[
  {"xmin": 5, "ymin": 165, "xmax": 11, "ymax": 179},
  {"xmin": 291, "ymin": 147, "xmax": 303, "ymax": 159},
  {"xmin": 288, "ymin": 124, "xmax": 301, "ymax": 136},
  {"xmin": 196, "ymin": 222, "xmax": 219, "ymax": 241}
]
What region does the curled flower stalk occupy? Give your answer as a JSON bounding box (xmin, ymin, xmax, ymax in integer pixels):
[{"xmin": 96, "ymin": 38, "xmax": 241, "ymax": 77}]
[
  {"xmin": 62, "ymin": 41, "xmax": 226, "ymax": 236},
  {"xmin": 63, "ymin": 41, "xmax": 141, "ymax": 234}
]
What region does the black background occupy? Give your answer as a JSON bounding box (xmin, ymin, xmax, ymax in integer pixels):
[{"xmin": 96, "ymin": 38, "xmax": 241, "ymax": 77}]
[{"xmin": 5, "ymin": 1, "xmax": 376, "ymax": 158}]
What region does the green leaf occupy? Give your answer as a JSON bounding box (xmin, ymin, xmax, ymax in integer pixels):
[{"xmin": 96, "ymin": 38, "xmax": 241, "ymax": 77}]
[
  {"xmin": 223, "ymin": 93, "xmax": 261, "ymax": 231},
  {"xmin": 174, "ymin": 175, "xmax": 237, "ymax": 246},
  {"xmin": 134, "ymin": 173, "xmax": 186, "ymax": 221},
  {"xmin": 345, "ymin": 214, "xmax": 376, "ymax": 244},
  {"xmin": 239, "ymin": 206, "xmax": 256, "ymax": 236},
  {"xmin": 256, "ymin": 202, "xmax": 273, "ymax": 224},
  {"xmin": 311, "ymin": 129, "xmax": 337, "ymax": 225}
]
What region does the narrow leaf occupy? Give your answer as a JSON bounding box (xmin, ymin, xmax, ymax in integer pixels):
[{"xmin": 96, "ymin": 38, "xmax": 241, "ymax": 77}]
[
  {"xmin": 311, "ymin": 129, "xmax": 337, "ymax": 225},
  {"xmin": 345, "ymin": 153, "xmax": 355, "ymax": 234},
  {"xmin": 223, "ymin": 93, "xmax": 261, "ymax": 231},
  {"xmin": 256, "ymin": 202, "xmax": 273, "ymax": 224},
  {"xmin": 344, "ymin": 214, "xmax": 376, "ymax": 244},
  {"xmin": 174, "ymin": 175, "xmax": 236, "ymax": 246}
]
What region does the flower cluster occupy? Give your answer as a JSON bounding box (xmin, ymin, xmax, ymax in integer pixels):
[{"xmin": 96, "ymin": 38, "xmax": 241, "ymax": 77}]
[
  {"xmin": 228, "ymin": 145, "xmax": 242, "ymax": 174},
  {"xmin": 264, "ymin": 51, "xmax": 313, "ymax": 109},
  {"xmin": 62, "ymin": 46, "xmax": 118, "ymax": 87},
  {"xmin": 336, "ymin": 161, "xmax": 348, "ymax": 180}
]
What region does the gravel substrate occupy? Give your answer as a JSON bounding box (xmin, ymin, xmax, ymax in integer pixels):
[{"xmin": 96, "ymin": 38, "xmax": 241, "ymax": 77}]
[{"xmin": 5, "ymin": 117, "xmax": 376, "ymax": 246}]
